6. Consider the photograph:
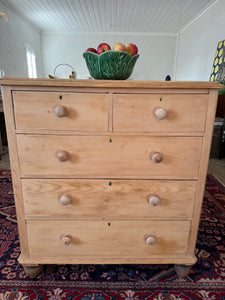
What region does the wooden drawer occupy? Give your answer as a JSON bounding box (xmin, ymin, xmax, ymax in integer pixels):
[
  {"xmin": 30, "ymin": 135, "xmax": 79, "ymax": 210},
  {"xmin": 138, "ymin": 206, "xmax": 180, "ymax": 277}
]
[
  {"xmin": 13, "ymin": 91, "xmax": 109, "ymax": 131},
  {"xmin": 22, "ymin": 179, "xmax": 196, "ymax": 219},
  {"xmin": 113, "ymin": 94, "xmax": 208, "ymax": 132},
  {"xmin": 26, "ymin": 220, "xmax": 190, "ymax": 257},
  {"xmin": 17, "ymin": 135, "xmax": 202, "ymax": 179}
]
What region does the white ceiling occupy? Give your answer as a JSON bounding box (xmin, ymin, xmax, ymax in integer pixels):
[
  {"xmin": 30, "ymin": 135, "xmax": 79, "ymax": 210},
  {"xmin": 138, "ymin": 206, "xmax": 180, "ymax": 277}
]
[{"xmin": 1, "ymin": 0, "xmax": 216, "ymax": 34}]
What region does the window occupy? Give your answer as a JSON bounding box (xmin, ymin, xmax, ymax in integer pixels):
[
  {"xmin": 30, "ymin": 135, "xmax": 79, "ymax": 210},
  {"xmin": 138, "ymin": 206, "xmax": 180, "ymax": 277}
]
[{"xmin": 25, "ymin": 44, "xmax": 37, "ymax": 78}]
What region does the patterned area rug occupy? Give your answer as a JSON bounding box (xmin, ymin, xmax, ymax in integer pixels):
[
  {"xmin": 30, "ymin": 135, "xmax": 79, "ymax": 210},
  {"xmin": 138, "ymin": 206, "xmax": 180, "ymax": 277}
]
[{"xmin": 0, "ymin": 169, "xmax": 225, "ymax": 299}]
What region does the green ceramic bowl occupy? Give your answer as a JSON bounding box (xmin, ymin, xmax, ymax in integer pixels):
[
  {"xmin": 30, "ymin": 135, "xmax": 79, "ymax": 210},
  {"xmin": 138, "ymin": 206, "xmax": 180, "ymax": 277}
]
[{"xmin": 83, "ymin": 50, "xmax": 139, "ymax": 80}]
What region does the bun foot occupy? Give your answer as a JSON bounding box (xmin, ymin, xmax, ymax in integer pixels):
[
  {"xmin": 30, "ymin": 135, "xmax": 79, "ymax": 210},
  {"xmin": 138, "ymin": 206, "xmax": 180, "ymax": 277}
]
[
  {"xmin": 174, "ymin": 264, "xmax": 191, "ymax": 278},
  {"xmin": 23, "ymin": 264, "xmax": 43, "ymax": 279}
]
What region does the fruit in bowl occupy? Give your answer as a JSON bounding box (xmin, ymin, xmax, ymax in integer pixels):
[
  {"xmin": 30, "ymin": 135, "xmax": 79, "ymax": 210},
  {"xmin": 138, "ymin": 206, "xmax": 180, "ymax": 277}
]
[
  {"xmin": 126, "ymin": 43, "xmax": 138, "ymax": 56},
  {"xmin": 113, "ymin": 42, "xmax": 126, "ymax": 51},
  {"xmin": 84, "ymin": 42, "xmax": 139, "ymax": 80},
  {"xmin": 97, "ymin": 43, "xmax": 111, "ymax": 54},
  {"xmin": 85, "ymin": 47, "xmax": 97, "ymax": 53}
]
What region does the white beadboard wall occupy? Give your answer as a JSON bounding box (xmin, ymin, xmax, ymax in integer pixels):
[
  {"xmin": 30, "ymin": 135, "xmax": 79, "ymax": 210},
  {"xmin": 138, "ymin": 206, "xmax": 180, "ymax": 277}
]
[
  {"xmin": 0, "ymin": 1, "xmax": 43, "ymax": 78},
  {"xmin": 175, "ymin": 0, "xmax": 225, "ymax": 81},
  {"xmin": 41, "ymin": 33, "xmax": 177, "ymax": 80}
]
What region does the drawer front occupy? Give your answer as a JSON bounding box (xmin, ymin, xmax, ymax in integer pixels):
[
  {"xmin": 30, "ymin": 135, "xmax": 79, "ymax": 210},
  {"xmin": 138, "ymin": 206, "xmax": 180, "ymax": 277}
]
[
  {"xmin": 17, "ymin": 135, "xmax": 202, "ymax": 179},
  {"xmin": 13, "ymin": 91, "xmax": 109, "ymax": 131},
  {"xmin": 27, "ymin": 220, "xmax": 190, "ymax": 257},
  {"xmin": 113, "ymin": 94, "xmax": 208, "ymax": 132},
  {"xmin": 22, "ymin": 179, "xmax": 196, "ymax": 219}
]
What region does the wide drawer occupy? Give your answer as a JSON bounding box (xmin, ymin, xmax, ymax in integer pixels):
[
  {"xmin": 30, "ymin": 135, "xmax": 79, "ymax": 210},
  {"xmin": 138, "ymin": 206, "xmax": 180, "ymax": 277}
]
[
  {"xmin": 12, "ymin": 91, "xmax": 109, "ymax": 131},
  {"xmin": 22, "ymin": 179, "xmax": 196, "ymax": 219},
  {"xmin": 26, "ymin": 220, "xmax": 190, "ymax": 257},
  {"xmin": 17, "ymin": 135, "xmax": 202, "ymax": 179},
  {"xmin": 113, "ymin": 94, "xmax": 208, "ymax": 132}
]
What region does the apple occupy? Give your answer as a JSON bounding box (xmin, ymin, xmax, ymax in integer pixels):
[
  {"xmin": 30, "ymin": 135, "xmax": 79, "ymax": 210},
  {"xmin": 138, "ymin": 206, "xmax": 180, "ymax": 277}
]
[
  {"xmin": 126, "ymin": 43, "xmax": 138, "ymax": 56},
  {"xmin": 113, "ymin": 42, "xmax": 126, "ymax": 51},
  {"xmin": 97, "ymin": 43, "xmax": 111, "ymax": 54},
  {"xmin": 86, "ymin": 47, "xmax": 97, "ymax": 53}
]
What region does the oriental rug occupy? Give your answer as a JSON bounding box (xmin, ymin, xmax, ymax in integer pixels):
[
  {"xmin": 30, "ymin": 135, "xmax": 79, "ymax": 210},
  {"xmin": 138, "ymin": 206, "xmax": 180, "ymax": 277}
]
[{"xmin": 0, "ymin": 169, "xmax": 225, "ymax": 300}]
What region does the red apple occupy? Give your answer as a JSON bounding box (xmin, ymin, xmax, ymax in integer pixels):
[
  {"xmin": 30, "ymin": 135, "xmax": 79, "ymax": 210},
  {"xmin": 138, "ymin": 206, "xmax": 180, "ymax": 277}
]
[
  {"xmin": 126, "ymin": 43, "xmax": 138, "ymax": 56},
  {"xmin": 86, "ymin": 47, "xmax": 97, "ymax": 53},
  {"xmin": 113, "ymin": 42, "xmax": 126, "ymax": 51},
  {"xmin": 97, "ymin": 43, "xmax": 111, "ymax": 54}
]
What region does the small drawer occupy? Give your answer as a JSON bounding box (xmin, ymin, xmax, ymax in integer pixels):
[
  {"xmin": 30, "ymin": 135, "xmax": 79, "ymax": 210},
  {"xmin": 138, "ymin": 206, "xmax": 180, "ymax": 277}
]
[
  {"xmin": 22, "ymin": 179, "xmax": 196, "ymax": 220},
  {"xmin": 17, "ymin": 135, "xmax": 202, "ymax": 179},
  {"xmin": 113, "ymin": 94, "xmax": 208, "ymax": 132},
  {"xmin": 26, "ymin": 220, "xmax": 190, "ymax": 257},
  {"xmin": 13, "ymin": 91, "xmax": 109, "ymax": 131}
]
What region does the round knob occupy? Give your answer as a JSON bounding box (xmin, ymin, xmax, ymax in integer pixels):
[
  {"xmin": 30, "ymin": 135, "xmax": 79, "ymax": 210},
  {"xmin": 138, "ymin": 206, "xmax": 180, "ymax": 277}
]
[
  {"xmin": 147, "ymin": 194, "xmax": 160, "ymax": 206},
  {"xmin": 59, "ymin": 193, "xmax": 72, "ymax": 205},
  {"xmin": 61, "ymin": 234, "xmax": 72, "ymax": 245},
  {"xmin": 145, "ymin": 234, "xmax": 156, "ymax": 245},
  {"xmin": 54, "ymin": 105, "xmax": 67, "ymax": 117},
  {"xmin": 154, "ymin": 107, "xmax": 167, "ymax": 120},
  {"xmin": 56, "ymin": 150, "xmax": 70, "ymax": 162},
  {"xmin": 150, "ymin": 151, "xmax": 163, "ymax": 163}
]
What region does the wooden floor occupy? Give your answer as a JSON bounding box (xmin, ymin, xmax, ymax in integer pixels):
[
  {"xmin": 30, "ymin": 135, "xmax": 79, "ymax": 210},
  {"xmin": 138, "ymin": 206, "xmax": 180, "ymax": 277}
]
[
  {"xmin": 208, "ymin": 158, "xmax": 225, "ymax": 186},
  {"xmin": 0, "ymin": 147, "xmax": 10, "ymax": 169}
]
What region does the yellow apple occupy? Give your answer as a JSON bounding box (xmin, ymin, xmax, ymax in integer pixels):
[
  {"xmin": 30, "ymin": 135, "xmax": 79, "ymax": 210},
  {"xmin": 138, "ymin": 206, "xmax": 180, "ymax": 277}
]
[{"xmin": 113, "ymin": 42, "xmax": 126, "ymax": 51}]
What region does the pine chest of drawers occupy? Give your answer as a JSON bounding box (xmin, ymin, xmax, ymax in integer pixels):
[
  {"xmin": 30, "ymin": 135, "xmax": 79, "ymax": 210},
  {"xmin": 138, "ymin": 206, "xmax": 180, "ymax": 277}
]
[{"xmin": 1, "ymin": 78, "xmax": 221, "ymax": 278}]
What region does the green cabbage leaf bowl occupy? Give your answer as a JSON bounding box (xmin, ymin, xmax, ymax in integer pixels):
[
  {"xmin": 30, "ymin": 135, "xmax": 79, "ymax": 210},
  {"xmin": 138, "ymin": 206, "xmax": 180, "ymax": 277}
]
[{"xmin": 83, "ymin": 50, "xmax": 139, "ymax": 80}]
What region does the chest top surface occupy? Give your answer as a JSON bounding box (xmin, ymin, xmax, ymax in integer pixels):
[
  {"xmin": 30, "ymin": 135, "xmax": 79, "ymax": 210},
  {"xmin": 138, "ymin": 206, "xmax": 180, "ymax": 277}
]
[{"xmin": 0, "ymin": 78, "xmax": 222, "ymax": 89}]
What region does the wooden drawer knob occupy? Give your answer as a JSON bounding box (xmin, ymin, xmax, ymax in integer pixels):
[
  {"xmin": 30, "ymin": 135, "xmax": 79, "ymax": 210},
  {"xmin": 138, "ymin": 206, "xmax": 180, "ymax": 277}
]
[
  {"xmin": 56, "ymin": 150, "xmax": 70, "ymax": 162},
  {"xmin": 145, "ymin": 234, "xmax": 156, "ymax": 245},
  {"xmin": 154, "ymin": 107, "xmax": 167, "ymax": 120},
  {"xmin": 59, "ymin": 193, "xmax": 72, "ymax": 205},
  {"xmin": 61, "ymin": 234, "xmax": 72, "ymax": 245},
  {"xmin": 147, "ymin": 194, "xmax": 160, "ymax": 206},
  {"xmin": 54, "ymin": 105, "xmax": 67, "ymax": 117},
  {"xmin": 150, "ymin": 151, "xmax": 163, "ymax": 163}
]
